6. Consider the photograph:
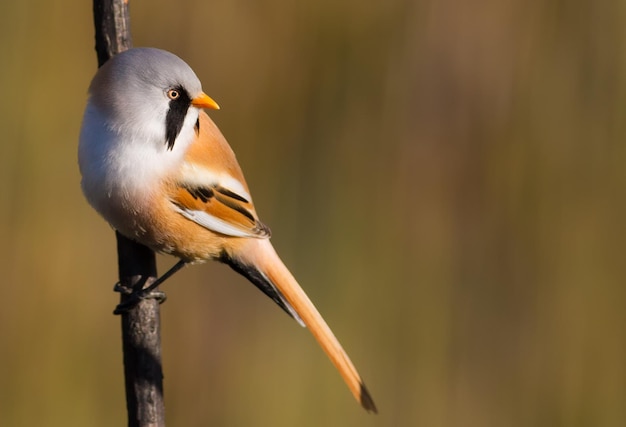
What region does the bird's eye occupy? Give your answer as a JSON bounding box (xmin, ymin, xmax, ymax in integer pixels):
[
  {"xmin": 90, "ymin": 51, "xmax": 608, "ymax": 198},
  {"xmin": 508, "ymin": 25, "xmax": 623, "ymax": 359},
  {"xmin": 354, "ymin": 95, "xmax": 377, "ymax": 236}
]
[{"xmin": 167, "ymin": 89, "xmax": 180, "ymax": 100}]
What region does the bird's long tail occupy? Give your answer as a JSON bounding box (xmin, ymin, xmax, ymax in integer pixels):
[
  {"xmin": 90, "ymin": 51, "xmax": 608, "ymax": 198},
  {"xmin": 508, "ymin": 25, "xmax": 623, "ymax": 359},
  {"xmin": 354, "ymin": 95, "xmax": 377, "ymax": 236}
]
[{"xmin": 229, "ymin": 238, "xmax": 377, "ymax": 413}]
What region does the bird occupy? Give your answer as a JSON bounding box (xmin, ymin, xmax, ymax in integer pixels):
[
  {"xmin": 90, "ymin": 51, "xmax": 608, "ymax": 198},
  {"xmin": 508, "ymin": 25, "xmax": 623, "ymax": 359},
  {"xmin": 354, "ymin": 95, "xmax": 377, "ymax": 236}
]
[{"xmin": 78, "ymin": 47, "xmax": 376, "ymax": 413}]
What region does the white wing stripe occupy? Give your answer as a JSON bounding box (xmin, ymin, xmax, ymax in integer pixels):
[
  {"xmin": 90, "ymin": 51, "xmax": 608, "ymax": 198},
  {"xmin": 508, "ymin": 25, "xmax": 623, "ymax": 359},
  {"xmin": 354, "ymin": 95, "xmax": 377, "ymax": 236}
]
[{"xmin": 173, "ymin": 205, "xmax": 257, "ymax": 238}]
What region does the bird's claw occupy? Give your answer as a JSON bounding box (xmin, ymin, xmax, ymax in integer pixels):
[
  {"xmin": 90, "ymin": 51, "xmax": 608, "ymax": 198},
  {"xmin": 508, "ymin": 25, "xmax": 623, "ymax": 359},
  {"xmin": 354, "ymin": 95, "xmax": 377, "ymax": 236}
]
[{"xmin": 113, "ymin": 281, "xmax": 167, "ymax": 314}]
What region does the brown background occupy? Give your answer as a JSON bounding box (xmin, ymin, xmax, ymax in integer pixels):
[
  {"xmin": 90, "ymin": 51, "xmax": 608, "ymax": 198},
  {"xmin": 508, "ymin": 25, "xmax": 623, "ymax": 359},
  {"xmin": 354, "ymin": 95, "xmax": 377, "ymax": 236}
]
[{"xmin": 0, "ymin": 0, "xmax": 624, "ymax": 426}]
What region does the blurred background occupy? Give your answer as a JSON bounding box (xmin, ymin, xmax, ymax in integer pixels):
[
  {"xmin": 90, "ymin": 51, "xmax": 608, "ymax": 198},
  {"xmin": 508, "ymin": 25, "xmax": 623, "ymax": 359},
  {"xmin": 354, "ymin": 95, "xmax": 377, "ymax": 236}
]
[{"xmin": 0, "ymin": 0, "xmax": 624, "ymax": 426}]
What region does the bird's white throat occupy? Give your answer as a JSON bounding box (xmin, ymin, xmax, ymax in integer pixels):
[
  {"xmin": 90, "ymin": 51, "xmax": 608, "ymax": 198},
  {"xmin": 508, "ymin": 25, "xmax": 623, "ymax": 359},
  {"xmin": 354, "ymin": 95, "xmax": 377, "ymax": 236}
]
[{"xmin": 78, "ymin": 100, "xmax": 199, "ymax": 229}]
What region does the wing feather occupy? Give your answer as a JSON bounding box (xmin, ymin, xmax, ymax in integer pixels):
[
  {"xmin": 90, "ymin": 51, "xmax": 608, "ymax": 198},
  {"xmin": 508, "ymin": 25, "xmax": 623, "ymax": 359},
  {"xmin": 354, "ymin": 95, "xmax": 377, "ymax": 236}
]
[
  {"xmin": 170, "ymin": 183, "xmax": 270, "ymax": 238},
  {"xmin": 168, "ymin": 111, "xmax": 270, "ymax": 238}
]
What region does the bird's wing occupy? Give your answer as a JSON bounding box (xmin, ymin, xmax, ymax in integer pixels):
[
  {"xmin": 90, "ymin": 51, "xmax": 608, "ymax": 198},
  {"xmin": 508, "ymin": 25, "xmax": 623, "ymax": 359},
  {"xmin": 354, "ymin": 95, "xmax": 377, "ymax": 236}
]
[
  {"xmin": 170, "ymin": 177, "xmax": 270, "ymax": 238},
  {"xmin": 169, "ymin": 111, "xmax": 270, "ymax": 238},
  {"xmin": 167, "ymin": 111, "xmax": 303, "ymax": 324}
]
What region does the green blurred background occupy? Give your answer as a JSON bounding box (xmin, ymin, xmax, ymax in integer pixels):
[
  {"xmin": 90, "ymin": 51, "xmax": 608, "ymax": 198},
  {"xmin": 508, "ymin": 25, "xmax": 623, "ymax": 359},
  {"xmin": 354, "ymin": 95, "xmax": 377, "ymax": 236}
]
[{"xmin": 1, "ymin": 0, "xmax": 624, "ymax": 426}]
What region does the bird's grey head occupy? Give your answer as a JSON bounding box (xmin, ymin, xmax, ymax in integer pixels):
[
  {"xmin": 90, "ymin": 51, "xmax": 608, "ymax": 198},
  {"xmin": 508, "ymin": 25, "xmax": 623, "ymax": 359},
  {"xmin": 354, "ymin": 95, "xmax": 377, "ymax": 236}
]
[{"xmin": 88, "ymin": 47, "xmax": 205, "ymax": 150}]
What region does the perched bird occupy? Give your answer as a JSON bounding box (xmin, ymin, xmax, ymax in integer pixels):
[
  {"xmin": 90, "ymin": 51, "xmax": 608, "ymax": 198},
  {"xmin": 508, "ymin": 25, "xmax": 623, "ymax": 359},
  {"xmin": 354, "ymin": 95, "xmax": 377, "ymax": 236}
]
[{"xmin": 78, "ymin": 47, "xmax": 376, "ymax": 412}]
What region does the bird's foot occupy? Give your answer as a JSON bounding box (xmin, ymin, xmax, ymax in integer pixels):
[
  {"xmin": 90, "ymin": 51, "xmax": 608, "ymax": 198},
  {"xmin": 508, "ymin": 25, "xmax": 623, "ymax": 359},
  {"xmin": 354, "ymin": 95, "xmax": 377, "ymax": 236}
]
[{"xmin": 113, "ymin": 280, "xmax": 167, "ymax": 314}]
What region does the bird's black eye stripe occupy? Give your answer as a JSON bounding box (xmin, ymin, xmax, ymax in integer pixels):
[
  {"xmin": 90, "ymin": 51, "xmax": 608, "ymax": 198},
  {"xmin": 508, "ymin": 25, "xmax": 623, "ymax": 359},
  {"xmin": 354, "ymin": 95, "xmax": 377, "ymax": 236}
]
[{"xmin": 165, "ymin": 85, "xmax": 192, "ymax": 150}]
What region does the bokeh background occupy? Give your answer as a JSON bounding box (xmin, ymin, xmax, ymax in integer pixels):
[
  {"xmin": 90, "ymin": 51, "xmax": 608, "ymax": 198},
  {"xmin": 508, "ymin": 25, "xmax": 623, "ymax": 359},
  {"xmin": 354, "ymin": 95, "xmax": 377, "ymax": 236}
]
[{"xmin": 1, "ymin": 0, "xmax": 624, "ymax": 426}]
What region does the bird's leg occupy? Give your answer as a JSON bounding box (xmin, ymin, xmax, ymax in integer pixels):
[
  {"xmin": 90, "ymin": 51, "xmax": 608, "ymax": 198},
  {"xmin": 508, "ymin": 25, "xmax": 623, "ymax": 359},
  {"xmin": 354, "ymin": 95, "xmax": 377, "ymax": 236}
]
[
  {"xmin": 142, "ymin": 259, "xmax": 187, "ymax": 295},
  {"xmin": 114, "ymin": 260, "xmax": 187, "ymax": 314}
]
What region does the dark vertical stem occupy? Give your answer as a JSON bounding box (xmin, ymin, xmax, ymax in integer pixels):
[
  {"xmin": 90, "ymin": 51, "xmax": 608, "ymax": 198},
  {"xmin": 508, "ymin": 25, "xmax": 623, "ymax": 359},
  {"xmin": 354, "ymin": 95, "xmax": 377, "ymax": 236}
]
[
  {"xmin": 93, "ymin": 0, "xmax": 133, "ymax": 67},
  {"xmin": 115, "ymin": 232, "xmax": 165, "ymax": 427},
  {"xmin": 92, "ymin": 1, "xmax": 166, "ymax": 426}
]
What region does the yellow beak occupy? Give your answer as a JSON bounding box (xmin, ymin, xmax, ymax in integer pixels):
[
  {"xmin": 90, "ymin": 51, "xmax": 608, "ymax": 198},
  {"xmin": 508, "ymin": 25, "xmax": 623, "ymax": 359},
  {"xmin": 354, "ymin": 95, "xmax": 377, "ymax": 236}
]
[{"xmin": 191, "ymin": 92, "xmax": 220, "ymax": 110}]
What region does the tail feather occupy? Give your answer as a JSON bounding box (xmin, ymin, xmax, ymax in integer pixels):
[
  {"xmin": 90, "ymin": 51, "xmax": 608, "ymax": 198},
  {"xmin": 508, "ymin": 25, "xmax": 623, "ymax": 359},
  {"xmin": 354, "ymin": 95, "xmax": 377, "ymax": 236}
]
[
  {"xmin": 222, "ymin": 253, "xmax": 305, "ymax": 327},
  {"xmin": 236, "ymin": 239, "xmax": 378, "ymax": 413}
]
